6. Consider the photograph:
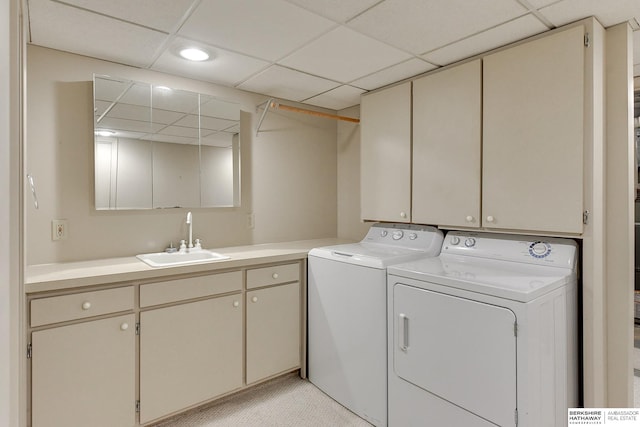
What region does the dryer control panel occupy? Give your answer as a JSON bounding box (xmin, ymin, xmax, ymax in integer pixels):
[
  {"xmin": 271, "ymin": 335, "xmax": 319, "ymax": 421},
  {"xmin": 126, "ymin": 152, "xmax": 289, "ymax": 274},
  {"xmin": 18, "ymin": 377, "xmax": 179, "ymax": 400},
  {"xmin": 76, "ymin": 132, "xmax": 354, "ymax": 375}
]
[{"xmin": 442, "ymin": 231, "xmax": 578, "ymax": 270}]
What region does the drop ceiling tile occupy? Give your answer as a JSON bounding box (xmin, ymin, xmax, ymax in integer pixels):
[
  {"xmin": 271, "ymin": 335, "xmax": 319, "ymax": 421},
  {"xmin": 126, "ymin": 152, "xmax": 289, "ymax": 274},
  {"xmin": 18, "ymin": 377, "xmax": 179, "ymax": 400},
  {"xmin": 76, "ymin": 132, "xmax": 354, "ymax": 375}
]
[
  {"xmin": 178, "ymin": 0, "xmax": 336, "ymax": 61},
  {"xmin": 303, "ymin": 85, "xmax": 365, "ymax": 110},
  {"xmin": 238, "ymin": 65, "xmax": 339, "ymax": 102},
  {"xmin": 351, "ymin": 58, "xmax": 438, "ymax": 90},
  {"xmin": 151, "ymin": 37, "xmax": 270, "ymax": 86},
  {"xmin": 283, "ymin": 0, "xmax": 379, "ymax": 23},
  {"xmin": 422, "ymin": 14, "xmax": 549, "ymax": 66},
  {"xmin": 279, "ymin": 26, "xmax": 412, "ymax": 83},
  {"xmin": 28, "ymin": 0, "xmax": 168, "ymax": 67},
  {"xmin": 525, "ymin": 0, "xmax": 558, "ymax": 8},
  {"xmin": 56, "ymin": 0, "xmax": 197, "ymax": 32},
  {"xmin": 348, "ymin": 0, "xmax": 527, "ymax": 55},
  {"xmin": 538, "ymin": 0, "xmax": 640, "ymax": 27}
]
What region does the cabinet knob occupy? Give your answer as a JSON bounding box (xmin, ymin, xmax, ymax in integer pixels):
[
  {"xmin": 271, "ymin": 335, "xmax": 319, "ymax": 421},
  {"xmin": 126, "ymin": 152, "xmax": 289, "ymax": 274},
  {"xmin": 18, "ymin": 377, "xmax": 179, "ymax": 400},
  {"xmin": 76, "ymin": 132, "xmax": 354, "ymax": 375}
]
[
  {"xmin": 120, "ymin": 323, "xmax": 129, "ymax": 331},
  {"xmin": 81, "ymin": 301, "xmax": 91, "ymax": 310},
  {"xmin": 486, "ymin": 215, "xmax": 495, "ymax": 223},
  {"xmin": 400, "ymin": 212, "xmax": 407, "ymax": 219},
  {"xmin": 251, "ymin": 296, "xmax": 258, "ymax": 303},
  {"xmin": 272, "ymin": 273, "xmax": 279, "ymax": 279},
  {"xmin": 465, "ymin": 215, "xmax": 474, "ymax": 223},
  {"xmin": 233, "ymin": 301, "xmax": 239, "ymax": 307}
]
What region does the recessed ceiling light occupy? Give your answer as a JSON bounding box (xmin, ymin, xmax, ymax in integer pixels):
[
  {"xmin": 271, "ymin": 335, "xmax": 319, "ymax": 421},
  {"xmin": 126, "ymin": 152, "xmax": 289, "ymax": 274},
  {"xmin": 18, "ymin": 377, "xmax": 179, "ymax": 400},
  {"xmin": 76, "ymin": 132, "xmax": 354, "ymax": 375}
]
[
  {"xmin": 95, "ymin": 130, "xmax": 115, "ymax": 137},
  {"xmin": 179, "ymin": 47, "xmax": 210, "ymax": 62}
]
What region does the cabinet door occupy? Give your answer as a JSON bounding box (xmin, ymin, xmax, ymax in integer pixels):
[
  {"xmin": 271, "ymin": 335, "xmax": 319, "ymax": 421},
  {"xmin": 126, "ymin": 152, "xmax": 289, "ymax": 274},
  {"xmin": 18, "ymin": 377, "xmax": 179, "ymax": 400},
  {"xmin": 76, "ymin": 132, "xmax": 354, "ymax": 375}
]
[
  {"xmin": 31, "ymin": 314, "xmax": 136, "ymax": 427},
  {"xmin": 246, "ymin": 282, "xmax": 300, "ymax": 384},
  {"xmin": 361, "ymin": 82, "xmax": 412, "ymax": 223},
  {"xmin": 412, "ymin": 60, "xmax": 482, "ymax": 228},
  {"xmin": 483, "ymin": 26, "xmax": 584, "ymax": 233},
  {"xmin": 139, "ymin": 294, "xmax": 243, "ymax": 424}
]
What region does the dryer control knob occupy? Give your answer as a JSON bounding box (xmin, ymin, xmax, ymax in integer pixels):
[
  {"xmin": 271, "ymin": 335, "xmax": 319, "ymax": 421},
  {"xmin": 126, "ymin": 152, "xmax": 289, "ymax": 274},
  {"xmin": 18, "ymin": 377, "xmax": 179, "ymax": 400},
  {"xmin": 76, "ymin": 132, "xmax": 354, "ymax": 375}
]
[
  {"xmin": 529, "ymin": 242, "xmax": 551, "ymax": 258},
  {"xmin": 464, "ymin": 237, "xmax": 476, "ymax": 248},
  {"xmin": 450, "ymin": 236, "xmax": 460, "ymax": 245},
  {"xmin": 392, "ymin": 230, "xmax": 404, "ymax": 240},
  {"xmin": 380, "ymin": 230, "xmax": 388, "ymax": 237},
  {"xmin": 408, "ymin": 233, "xmax": 417, "ymax": 240},
  {"xmin": 531, "ymin": 242, "xmax": 547, "ymax": 254}
]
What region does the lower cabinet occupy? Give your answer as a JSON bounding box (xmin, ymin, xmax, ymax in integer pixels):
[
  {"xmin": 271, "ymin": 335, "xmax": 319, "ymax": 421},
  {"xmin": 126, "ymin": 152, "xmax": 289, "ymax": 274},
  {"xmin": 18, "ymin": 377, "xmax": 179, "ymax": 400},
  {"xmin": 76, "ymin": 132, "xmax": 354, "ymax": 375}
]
[
  {"xmin": 28, "ymin": 261, "xmax": 303, "ymax": 427},
  {"xmin": 246, "ymin": 282, "xmax": 300, "ymax": 384},
  {"xmin": 139, "ymin": 293, "xmax": 243, "ymax": 424},
  {"xmin": 31, "ymin": 314, "xmax": 136, "ymax": 427}
]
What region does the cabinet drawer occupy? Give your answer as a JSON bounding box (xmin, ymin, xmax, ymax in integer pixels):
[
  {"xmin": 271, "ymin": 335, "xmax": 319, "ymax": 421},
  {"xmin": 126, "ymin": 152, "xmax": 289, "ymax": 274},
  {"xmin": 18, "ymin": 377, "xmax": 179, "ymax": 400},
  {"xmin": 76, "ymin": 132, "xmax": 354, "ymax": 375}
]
[
  {"xmin": 140, "ymin": 271, "xmax": 242, "ymax": 307},
  {"xmin": 30, "ymin": 286, "xmax": 134, "ymax": 327},
  {"xmin": 247, "ymin": 263, "xmax": 300, "ymax": 289}
]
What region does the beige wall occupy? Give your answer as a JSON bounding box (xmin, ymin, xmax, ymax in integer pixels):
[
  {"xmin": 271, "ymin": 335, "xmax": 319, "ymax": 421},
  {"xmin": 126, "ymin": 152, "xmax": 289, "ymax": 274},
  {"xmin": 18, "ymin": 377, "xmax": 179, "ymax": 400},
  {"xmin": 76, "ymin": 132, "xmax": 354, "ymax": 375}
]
[
  {"xmin": 26, "ymin": 45, "xmax": 338, "ymax": 264},
  {"xmin": 337, "ymin": 105, "xmax": 370, "ymax": 241}
]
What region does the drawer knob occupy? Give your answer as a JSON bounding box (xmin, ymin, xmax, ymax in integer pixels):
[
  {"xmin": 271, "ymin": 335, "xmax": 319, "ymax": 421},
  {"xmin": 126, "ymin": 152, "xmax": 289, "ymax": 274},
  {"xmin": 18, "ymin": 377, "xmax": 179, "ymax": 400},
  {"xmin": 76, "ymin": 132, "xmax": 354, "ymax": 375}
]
[
  {"xmin": 233, "ymin": 301, "xmax": 239, "ymax": 307},
  {"xmin": 272, "ymin": 273, "xmax": 279, "ymax": 279},
  {"xmin": 486, "ymin": 215, "xmax": 495, "ymax": 223},
  {"xmin": 465, "ymin": 215, "xmax": 474, "ymax": 223},
  {"xmin": 81, "ymin": 301, "xmax": 91, "ymax": 310},
  {"xmin": 120, "ymin": 323, "xmax": 129, "ymax": 331},
  {"xmin": 251, "ymin": 296, "xmax": 258, "ymax": 303}
]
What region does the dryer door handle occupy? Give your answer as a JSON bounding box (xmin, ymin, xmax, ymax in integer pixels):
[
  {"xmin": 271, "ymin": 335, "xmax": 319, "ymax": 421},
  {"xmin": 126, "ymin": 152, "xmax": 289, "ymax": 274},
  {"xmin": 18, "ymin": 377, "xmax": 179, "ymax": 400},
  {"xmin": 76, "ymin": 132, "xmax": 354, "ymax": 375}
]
[{"xmin": 399, "ymin": 313, "xmax": 409, "ymax": 351}]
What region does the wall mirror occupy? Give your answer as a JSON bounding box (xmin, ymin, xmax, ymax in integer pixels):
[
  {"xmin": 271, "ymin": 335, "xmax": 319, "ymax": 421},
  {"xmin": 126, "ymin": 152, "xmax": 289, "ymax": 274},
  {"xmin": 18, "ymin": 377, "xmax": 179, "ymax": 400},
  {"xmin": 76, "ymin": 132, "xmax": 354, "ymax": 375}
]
[{"xmin": 93, "ymin": 75, "xmax": 241, "ymax": 210}]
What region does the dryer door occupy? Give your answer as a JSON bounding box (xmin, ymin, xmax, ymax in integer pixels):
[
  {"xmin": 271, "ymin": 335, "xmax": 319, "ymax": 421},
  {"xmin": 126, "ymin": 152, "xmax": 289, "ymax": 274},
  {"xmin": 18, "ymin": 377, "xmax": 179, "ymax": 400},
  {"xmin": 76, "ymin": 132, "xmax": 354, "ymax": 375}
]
[{"xmin": 393, "ymin": 283, "xmax": 517, "ymax": 427}]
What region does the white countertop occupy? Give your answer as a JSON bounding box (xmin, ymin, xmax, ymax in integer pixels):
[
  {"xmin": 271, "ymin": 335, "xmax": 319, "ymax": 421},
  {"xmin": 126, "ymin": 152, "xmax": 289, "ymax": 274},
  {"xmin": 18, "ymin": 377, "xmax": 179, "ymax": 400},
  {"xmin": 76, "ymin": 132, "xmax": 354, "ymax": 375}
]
[{"xmin": 26, "ymin": 238, "xmax": 350, "ymax": 293}]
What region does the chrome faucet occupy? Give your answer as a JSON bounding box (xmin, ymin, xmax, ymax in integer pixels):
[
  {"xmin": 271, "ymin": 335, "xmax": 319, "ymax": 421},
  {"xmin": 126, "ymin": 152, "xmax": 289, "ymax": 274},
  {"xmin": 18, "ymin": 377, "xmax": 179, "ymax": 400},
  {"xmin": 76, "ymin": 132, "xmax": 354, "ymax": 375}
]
[{"xmin": 186, "ymin": 211, "xmax": 193, "ymax": 249}]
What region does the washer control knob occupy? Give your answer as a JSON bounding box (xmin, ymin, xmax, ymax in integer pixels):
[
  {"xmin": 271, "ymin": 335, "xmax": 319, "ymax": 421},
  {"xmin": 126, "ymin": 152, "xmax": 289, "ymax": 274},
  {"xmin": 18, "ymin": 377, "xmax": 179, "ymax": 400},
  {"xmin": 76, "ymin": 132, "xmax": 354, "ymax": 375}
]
[
  {"xmin": 380, "ymin": 230, "xmax": 388, "ymax": 237},
  {"xmin": 392, "ymin": 230, "xmax": 404, "ymax": 240},
  {"xmin": 408, "ymin": 232, "xmax": 417, "ymax": 240},
  {"xmin": 450, "ymin": 236, "xmax": 460, "ymax": 245},
  {"xmin": 464, "ymin": 237, "xmax": 476, "ymax": 248}
]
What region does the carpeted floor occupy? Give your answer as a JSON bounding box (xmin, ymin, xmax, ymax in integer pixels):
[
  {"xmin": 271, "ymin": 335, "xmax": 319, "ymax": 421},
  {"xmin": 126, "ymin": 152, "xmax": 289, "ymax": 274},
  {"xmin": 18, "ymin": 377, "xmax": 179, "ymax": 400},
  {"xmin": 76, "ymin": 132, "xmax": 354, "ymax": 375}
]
[{"xmin": 153, "ymin": 373, "xmax": 372, "ymax": 426}]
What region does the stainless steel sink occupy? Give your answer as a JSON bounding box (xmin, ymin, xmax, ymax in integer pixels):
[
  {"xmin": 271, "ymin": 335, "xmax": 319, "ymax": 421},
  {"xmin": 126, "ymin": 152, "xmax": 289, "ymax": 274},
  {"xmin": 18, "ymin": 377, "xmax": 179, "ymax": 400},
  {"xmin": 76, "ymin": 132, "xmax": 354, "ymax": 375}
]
[{"xmin": 136, "ymin": 250, "xmax": 230, "ymax": 267}]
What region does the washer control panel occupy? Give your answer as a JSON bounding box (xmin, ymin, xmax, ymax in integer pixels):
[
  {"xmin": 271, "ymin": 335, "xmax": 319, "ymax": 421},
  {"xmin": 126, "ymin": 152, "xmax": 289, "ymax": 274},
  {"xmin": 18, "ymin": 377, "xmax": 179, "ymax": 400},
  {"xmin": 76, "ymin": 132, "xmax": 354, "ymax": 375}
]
[
  {"xmin": 443, "ymin": 231, "xmax": 577, "ymax": 268},
  {"xmin": 363, "ymin": 223, "xmax": 444, "ymax": 253}
]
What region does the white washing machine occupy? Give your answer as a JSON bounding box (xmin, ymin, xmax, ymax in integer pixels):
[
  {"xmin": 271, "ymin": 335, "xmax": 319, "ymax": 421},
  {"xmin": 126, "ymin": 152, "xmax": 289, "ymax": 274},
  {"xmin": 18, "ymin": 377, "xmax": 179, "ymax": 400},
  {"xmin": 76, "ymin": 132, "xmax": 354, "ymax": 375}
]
[
  {"xmin": 308, "ymin": 223, "xmax": 444, "ymax": 427},
  {"xmin": 387, "ymin": 231, "xmax": 579, "ymax": 427}
]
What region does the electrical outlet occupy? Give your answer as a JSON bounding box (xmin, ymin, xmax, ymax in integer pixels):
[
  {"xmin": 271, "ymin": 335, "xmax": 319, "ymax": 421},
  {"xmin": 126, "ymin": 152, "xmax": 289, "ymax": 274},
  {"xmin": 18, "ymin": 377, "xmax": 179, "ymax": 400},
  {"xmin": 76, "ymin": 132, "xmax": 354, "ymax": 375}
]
[
  {"xmin": 247, "ymin": 213, "xmax": 255, "ymax": 229},
  {"xmin": 51, "ymin": 219, "xmax": 68, "ymax": 241}
]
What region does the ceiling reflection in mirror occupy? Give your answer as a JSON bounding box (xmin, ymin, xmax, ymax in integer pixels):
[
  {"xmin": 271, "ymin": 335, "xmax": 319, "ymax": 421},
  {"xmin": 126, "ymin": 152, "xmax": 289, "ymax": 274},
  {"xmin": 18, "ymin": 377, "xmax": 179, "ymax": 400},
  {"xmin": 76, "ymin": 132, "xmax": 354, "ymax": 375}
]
[{"xmin": 94, "ymin": 75, "xmax": 241, "ymax": 210}]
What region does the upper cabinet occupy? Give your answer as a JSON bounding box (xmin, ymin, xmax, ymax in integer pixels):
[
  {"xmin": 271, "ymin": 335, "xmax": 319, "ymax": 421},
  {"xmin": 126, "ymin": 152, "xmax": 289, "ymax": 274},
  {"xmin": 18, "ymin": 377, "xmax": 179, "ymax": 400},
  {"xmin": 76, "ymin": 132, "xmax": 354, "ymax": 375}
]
[
  {"xmin": 361, "ymin": 82, "xmax": 412, "ymax": 223},
  {"xmin": 412, "ymin": 60, "xmax": 482, "ymax": 228},
  {"xmin": 482, "ymin": 26, "xmax": 585, "ymax": 234},
  {"xmin": 361, "ymin": 24, "xmax": 588, "ymax": 236}
]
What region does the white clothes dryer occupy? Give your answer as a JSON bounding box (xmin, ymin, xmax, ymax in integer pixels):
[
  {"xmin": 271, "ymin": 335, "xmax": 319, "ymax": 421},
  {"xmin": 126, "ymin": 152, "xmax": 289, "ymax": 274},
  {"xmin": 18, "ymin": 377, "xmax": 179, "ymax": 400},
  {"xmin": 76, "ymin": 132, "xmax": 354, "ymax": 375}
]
[
  {"xmin": 308, "ymin": 223, "xmax": 444, "ymax": 427},
  {"xmin": 387, "ymin": 231, "xmax": 579, "ymax": 427}
]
